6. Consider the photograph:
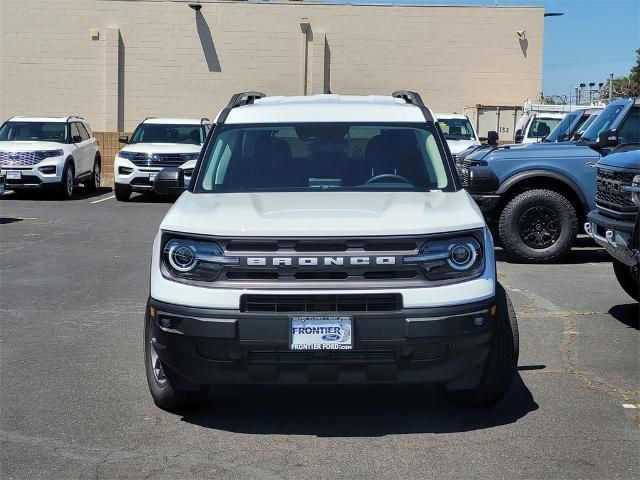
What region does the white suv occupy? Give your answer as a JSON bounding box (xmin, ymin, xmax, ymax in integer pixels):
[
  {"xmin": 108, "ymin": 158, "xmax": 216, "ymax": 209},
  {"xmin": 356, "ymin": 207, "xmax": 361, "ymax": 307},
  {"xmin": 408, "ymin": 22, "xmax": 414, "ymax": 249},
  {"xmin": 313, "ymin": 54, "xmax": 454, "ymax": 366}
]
[
  {"xmin": 114, "ymin": 118, "xmax": 211, "ymax": 201},
  {"xmin": 144, "ymin": 92, "xmax": 519, "ymax": 411},
  {"xmin": 0, "ymin": 116, "xmax": 101, "ymax": 199},
  {"xmin": 436, "ymin": 113, "xmax": 482, "ymax": 155}
]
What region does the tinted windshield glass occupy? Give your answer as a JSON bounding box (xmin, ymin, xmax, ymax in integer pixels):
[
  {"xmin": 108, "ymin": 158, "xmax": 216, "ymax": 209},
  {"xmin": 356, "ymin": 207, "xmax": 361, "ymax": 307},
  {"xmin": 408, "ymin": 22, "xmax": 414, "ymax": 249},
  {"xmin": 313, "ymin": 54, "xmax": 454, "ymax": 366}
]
[
  {"xmin": 130, "ymin": 124, "xmax": 204, "ymax": 144},
  {"xmin": 574, "ymin": 113, "xmax": 598, "ymax": 138},
  {"xmin": 528, "ymin": 117, "xmax": 561, "ymax": 138},
  {"xmin": 0, "ymin": 122, "xmax": 67, "ymax": 143},
  {"xmin": 545, "ymin": 112, "xmax": 578, "ymax": 142},
  {"xmin": 195, "ymin": 123, "xmax": 451, "ymax": 193},
  {"xmin": 580, "ymin": 102, "xmax": 628, "ymax": 142},
  {"xmin": 438, "ymin": 118, "xmax": 476, "ymax": 140}
]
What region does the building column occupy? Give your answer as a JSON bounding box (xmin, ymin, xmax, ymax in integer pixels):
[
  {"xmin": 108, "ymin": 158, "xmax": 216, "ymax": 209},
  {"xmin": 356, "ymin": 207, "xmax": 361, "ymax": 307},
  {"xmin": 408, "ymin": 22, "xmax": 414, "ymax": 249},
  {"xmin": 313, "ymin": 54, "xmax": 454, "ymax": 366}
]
[{"xmin": 104, "ymin": 28, "xmax": 120, "ymax": 132}]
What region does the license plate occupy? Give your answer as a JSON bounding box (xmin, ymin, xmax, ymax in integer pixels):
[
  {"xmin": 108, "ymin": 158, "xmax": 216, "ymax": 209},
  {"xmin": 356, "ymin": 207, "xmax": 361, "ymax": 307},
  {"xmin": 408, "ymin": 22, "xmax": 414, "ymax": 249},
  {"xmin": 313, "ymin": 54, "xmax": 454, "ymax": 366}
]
[
  {"xmin": 149, "ymin": 172, "xmax": 157, "ymax": 182},
  {"xmin": 290, "ymin": 316, "xmax": 353, "ymax": 351},
  {"xmin": 6, "ymin": 171, "xmax": 21, "ymax": 180}
]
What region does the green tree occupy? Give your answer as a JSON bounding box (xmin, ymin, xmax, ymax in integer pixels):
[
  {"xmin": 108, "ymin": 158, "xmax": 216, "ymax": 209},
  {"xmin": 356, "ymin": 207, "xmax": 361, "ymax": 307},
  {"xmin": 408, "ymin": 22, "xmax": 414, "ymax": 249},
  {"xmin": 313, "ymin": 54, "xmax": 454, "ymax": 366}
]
[{"xmin": 600, "ymin": 48, "xmax": 640, "ymax": 100}]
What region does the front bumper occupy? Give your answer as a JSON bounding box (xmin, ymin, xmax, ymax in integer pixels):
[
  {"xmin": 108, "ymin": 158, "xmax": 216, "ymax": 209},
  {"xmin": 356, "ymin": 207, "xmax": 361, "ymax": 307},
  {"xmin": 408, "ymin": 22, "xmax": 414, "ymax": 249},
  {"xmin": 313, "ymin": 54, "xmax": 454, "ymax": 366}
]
[
  {"xmin": 115, "ymin": 157, "xmax": 193, "ymax": 192},
  {"xmin": 149, "ymin": 296, "xmax": 496, "ymax": 388},
  {"xmin": 585, "ymin": 209, "xmax": 639, "ymax": 267},
  {"xmin": 0, "ymin": 161, "xmax": 65, "ymax": 189}
]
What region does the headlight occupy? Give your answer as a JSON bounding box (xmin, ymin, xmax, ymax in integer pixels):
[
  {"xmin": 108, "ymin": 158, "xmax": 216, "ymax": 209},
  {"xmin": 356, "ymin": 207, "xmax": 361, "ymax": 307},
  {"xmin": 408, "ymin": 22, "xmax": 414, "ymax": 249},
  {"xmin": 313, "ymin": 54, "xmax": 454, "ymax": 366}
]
[
  {"xmin": 161, "ymin": 236, "xmax": 237, "ymax": 282},
  {"xmin": 117, "ymin": 151, "xmax": 138, "ymax": 160},
  {"xmin": 404, "ymin": 233, "xmax": 484, "ymax": 281},
  {"xmin": 39, "ymin": 149, "xmax": 64, "ymax": 159},
  {"xmin": 182, "ymin": 153, "xmax": 199, "ymax": 161},
  {"xmin": 628, "ymin": 175, "xmax": 640, "ymax": 207}
]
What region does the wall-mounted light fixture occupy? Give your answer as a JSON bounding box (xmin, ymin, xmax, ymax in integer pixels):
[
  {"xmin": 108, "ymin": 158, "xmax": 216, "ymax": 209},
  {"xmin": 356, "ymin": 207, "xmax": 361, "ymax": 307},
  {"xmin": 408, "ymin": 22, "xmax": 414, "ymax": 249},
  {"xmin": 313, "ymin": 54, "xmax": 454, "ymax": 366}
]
[
  {"xmin": 516, "ymin": 30, "xmax": 526, "ymax": 39},
  {"xmin": 189, "ymin": 2, "xmax": 202, "ymax": 11}
]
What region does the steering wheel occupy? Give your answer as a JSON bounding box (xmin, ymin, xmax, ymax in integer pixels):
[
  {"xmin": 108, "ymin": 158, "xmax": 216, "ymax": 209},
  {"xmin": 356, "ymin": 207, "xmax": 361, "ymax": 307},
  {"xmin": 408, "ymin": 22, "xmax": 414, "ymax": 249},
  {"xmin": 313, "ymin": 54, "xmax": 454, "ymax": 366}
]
[{"xmin": 364, "ymin": 173, "xmax": 414, "ymax": 186}]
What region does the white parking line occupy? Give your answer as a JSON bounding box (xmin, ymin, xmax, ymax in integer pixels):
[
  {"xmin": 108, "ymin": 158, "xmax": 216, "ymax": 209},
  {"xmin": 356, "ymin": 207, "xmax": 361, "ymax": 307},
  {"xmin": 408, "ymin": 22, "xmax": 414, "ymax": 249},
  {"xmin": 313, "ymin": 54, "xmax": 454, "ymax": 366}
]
[{"xmin": 91, "ymin": 195, "xmax": 115, "ymax": 204}]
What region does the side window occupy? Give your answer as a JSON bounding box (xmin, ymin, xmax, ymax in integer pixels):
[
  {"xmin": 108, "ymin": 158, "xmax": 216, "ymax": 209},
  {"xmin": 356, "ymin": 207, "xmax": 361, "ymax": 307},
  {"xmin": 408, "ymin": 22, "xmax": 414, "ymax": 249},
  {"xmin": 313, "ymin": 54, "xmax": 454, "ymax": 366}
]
[
  {"xmin": 617, "ymin": 109, "xmax": 640, "ymax": 144},
  {"xmin": 82, "ymin": 122, "xmax": 94, "ymax": 139},
  {"xmin": 77, "ymin": 122, "xmax": 90, "ymax": 141},
  {"xmin": 70, "ymin": 123, "xmax": 81, "ymax": 142}
]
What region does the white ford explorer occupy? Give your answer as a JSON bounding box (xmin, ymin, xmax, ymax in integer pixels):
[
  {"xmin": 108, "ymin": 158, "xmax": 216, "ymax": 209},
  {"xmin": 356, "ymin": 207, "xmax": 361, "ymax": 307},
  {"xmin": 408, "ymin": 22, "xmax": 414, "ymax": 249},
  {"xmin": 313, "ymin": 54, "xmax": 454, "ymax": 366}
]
[
  {"xmin": 0, "ymin": 116, "xmax": 101, "ymax": 199},
  {"xmin": 145, "ymin": 92, "xmax": 519, "ymax": 411},
  {"xmin": 114, "ymin": 117, "xmax": 211, "ymax": 201}
]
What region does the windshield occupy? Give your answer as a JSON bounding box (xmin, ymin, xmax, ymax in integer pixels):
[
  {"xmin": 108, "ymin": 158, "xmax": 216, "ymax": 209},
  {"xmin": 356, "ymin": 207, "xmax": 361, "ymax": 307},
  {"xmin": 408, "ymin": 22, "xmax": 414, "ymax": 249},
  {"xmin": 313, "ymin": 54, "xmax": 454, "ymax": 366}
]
[
  {"xmin": 527, "ymin": 117, "xmax": 561, "ymax": 138},
  {"xmin": 0, "ymin": 122, "xmax": 68, "ymax": 143},
  {"xmin": 573, "ymin": 113, "xmax": 598, "ymax": 138},
  {"xmin": 545, "ymin": 112, "xmax": 579, "ymax": 142},
  {"xmin": 580, "ymin": 102, "xmax": 629, "ymax": 142},
  {"xmin": 130, "ymin": 123, "xmax": 205, "ymax": 144},
  {"xmin": 194, "ymin": 123, "xmax": 452, "ymax": 193},
  {"xmin": 438, "ymin": 118, "xmax": 476, "ymax": 140}
]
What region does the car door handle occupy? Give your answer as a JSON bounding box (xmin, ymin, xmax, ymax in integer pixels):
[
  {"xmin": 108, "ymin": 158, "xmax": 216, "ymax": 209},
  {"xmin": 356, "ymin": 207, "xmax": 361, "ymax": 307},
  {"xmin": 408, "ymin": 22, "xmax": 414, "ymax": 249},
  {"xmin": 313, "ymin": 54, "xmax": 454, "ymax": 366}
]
[{"xmin": 585, "ymin": 161, "xmax": 597, "ymax": 168}]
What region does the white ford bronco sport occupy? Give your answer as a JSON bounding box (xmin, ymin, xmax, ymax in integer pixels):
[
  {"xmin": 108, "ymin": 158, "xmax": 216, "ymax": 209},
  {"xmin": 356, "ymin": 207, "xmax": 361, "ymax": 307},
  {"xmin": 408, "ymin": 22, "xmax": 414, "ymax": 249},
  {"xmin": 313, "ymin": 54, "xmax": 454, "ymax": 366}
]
[
  {"xmin": 114, "ymin": 117, "xmax": 211, "ymax": 201},
  {"xmin": 0, "ymin": 116, "xmax": 101, "ymax": 199},
  {"xmin": 145, "ymin": 92, "xmax": 519, "ymax": 411}
]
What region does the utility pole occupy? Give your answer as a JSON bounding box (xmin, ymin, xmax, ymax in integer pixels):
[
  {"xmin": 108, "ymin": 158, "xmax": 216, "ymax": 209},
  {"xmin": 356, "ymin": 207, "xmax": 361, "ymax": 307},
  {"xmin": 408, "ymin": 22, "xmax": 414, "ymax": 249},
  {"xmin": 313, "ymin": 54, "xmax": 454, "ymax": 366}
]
[{"xmin": 609, "ymin": 72, "xmax": 614, "ymax": 102}]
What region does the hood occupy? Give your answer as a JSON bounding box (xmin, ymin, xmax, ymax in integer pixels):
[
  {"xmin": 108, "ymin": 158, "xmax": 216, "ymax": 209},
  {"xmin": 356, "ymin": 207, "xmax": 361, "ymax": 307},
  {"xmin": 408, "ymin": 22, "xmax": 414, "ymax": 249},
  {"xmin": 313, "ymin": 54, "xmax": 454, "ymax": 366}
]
[
  {"xmin": 160, "ymin": 191, "xmax": 485, "ymax": 237},
  {"xmin": 467, "ymin": 141, "xmax": 595, "ymax": 162},
  {"xmin": 446, "ymin": 139, "xmax": 481, "ymax": 155},
  {"xmin": 598, "ymin": 149, "xmax": 640, "ymax": 171},
  {"xmin": 120, "ymin": 143, "xmax": 202, "ymax": 154},
  {"xmin": 0, "ymin": 141, "xmax": 68, "ymax": 151}
]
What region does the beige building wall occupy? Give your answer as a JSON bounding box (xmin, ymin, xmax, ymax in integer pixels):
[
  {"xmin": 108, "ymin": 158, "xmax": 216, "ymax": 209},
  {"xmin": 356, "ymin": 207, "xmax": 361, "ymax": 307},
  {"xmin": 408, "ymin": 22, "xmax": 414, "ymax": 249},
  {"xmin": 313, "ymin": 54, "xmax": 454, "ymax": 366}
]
[{"xmin": 0, "ymin": 0, "xmax": 544, "ymax": 132}]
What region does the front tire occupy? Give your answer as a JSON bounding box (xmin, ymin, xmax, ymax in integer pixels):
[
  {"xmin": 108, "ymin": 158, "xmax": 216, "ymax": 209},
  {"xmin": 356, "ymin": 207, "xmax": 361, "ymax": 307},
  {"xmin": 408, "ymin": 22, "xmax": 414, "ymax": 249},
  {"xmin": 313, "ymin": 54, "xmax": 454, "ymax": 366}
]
[
  {"xmin": 612, "ymin": 260, "xmax": 640, "ymax": 302},
  {"xmin": 114, "ymin": 183, "xmax": 131, "ymax": 202},
  {"xmin": 144, "ymin": 305, "xmax": 206, "ymax": 411},
  {"xmin": 57, "ymin": 163, "xmax": 75, "ymax": 200},
  {"xmin": 498, "ymin": 189, "xmax": 577, "ymax": 263},
  {"xmin": 446, "ymin": 282, "xmax": 519, "ymax": 407}
]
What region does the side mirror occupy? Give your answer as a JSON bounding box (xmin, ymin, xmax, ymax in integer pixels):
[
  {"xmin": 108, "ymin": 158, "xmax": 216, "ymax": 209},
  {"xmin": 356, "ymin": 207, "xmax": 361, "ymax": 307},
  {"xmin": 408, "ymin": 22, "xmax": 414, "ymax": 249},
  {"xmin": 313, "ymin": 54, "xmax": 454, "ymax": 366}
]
[
  {"xmin": 71, "ymin": 135, "xmax": 82, "ymax": 143},
  {"xmin": 514, "ymin": 134, "xmax": 524, "ymax": 143},
  {"xmin": 596, "ymin": 128, "xmax": 618, "ymax": 148},
  {"xmin": 466, "ymin": 166, "xmax": 499, "ymax": 193},
  {"xmin": 478, "ymin": 136, "xmax": 488, "ymax": 142},
  {"xmin": 153, "ymin": 167, "xmax": 186, "ymax": 195},
  {"xmin": 487, "ymin": 131, "xmax": 499, "ymax": 146},
  {"xmin": 119, "ymin": 135, "xmax": 129, "ymax": 144}
]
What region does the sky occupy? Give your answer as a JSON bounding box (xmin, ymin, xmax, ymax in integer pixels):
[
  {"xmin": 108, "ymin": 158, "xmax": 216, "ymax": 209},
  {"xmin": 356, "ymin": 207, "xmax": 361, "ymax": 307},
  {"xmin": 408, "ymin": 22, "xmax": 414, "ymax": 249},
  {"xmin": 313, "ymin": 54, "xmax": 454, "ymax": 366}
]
[{"xmin": 332, "ymin": 0, "xmax": 640, "ymax": 96}]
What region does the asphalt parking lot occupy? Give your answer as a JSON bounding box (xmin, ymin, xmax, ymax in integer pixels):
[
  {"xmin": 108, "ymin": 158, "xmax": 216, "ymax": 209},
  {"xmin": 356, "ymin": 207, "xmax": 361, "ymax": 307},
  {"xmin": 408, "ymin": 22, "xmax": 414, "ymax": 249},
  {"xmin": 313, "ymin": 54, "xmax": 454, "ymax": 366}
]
[{"xmin": 1, "ymin": 189, "xmax": 638, "ymax": 480}]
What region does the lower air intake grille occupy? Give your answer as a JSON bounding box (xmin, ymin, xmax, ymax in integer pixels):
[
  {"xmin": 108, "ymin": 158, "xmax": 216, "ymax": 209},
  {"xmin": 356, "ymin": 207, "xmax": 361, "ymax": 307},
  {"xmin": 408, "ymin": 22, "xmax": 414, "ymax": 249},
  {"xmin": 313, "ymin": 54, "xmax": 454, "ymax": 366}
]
[
  {"xmin": 240, "ymin": 294, "xmax": 402, "ymax": 313},
  {"xmin": 247, "ymin": 350, "xmax": 396, "ymax": 365}
]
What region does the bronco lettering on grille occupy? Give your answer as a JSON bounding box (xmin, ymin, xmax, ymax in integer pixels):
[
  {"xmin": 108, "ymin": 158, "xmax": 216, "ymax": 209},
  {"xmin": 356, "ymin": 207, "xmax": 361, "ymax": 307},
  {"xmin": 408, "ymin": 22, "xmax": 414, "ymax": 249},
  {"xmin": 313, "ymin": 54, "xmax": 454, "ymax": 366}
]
[{"xmin": 243, "ymin": 256, "xmax": 397, "ymax": 267}]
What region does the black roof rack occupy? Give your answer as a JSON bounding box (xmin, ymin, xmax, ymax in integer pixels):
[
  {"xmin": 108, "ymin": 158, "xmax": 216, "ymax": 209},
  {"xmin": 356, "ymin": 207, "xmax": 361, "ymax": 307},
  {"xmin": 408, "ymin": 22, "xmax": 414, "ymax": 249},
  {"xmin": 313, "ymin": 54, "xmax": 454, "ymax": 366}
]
[
  {"xmin": 217, "ymin": 91, "xmax": 266, "ymax": 124},
  {"xmin": 391, "ymin": 90, "xmax": 434, "ymax": 122}
]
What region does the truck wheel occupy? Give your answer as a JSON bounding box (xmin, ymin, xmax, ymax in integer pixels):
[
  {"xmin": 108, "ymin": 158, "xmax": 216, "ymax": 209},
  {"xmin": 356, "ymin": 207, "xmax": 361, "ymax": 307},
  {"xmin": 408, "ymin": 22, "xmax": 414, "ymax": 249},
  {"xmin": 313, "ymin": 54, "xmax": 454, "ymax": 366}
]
[
  {"xmin": 498, "ymin": 189, "xmax": 577, "ymax": 263},
  {"xmin": 446, "ymin": 282, "xmax": 519, "ymax": 407},
  {"xmin": 57, "ymin": 163, "xmax": 75, "ymax": 200},
  {"xmin": 114, "ymin": 183, "xmax": 131, "ymax": 202},
  {"xmin": 144, "ymin": 306, "xmax": 206, "ymax": 411},
  {"xmin": 612, "ymin": 260, "xmax": 640, "ymax": 302},
  {"xmin": 85, "ymin": 156, "xmax": 101, "ymax": 193}
]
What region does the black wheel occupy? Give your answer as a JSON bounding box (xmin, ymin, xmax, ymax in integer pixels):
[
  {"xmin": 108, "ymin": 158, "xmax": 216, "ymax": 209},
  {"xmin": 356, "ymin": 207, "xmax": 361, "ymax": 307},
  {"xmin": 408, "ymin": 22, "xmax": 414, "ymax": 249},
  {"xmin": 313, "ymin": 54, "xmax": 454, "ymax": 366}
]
[
  {"xmin": 144, "ymin": 305, "xmax": 206, "ymax": 411},
  {"xmin": 612, "ymin": 260, "xmax": 640, "ymax": 302},
  {"xmin": 85, "ymin": 156, "xmax": 101, "ymax": 193},
  {"xmin": 446, "ymin": 282, "xmax": 519, "ymax": 407},
  {"xmin": 498, "ymin": 189, "xmax": 577, "ymax": 263},
  {"xmin": 57, "ymin": 163, "xmax": 75, "ymax": 200},
  {"xmin": 114, "ymin": 183, "xmax": 131, "ymax": 202}
]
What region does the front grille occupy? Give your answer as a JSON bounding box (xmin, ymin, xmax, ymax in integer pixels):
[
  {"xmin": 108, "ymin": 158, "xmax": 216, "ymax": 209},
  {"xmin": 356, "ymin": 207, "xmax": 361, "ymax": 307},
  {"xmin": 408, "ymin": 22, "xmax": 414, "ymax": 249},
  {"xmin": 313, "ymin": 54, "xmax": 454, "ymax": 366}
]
[
  {"xmin": 596, "ymin": 168, "xmax": 636, "ymax": 215},
  {"xmin": 240, "ymin": 294, "xmax": 403, "ymax": 313},
  {"xmin": 130, "ymin": 153, "xmax": 189, "ymax": 167},
  {"xmin": 0, "ymin": 151, "xmax": 57, "ymax": 167},
  {"xmin": 219, "ymin": 237, "xmax": 425, "ymax": 286},
  {"xmin": 247, "ymin": 350, "xmax": 396, "ymax": 365}
]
